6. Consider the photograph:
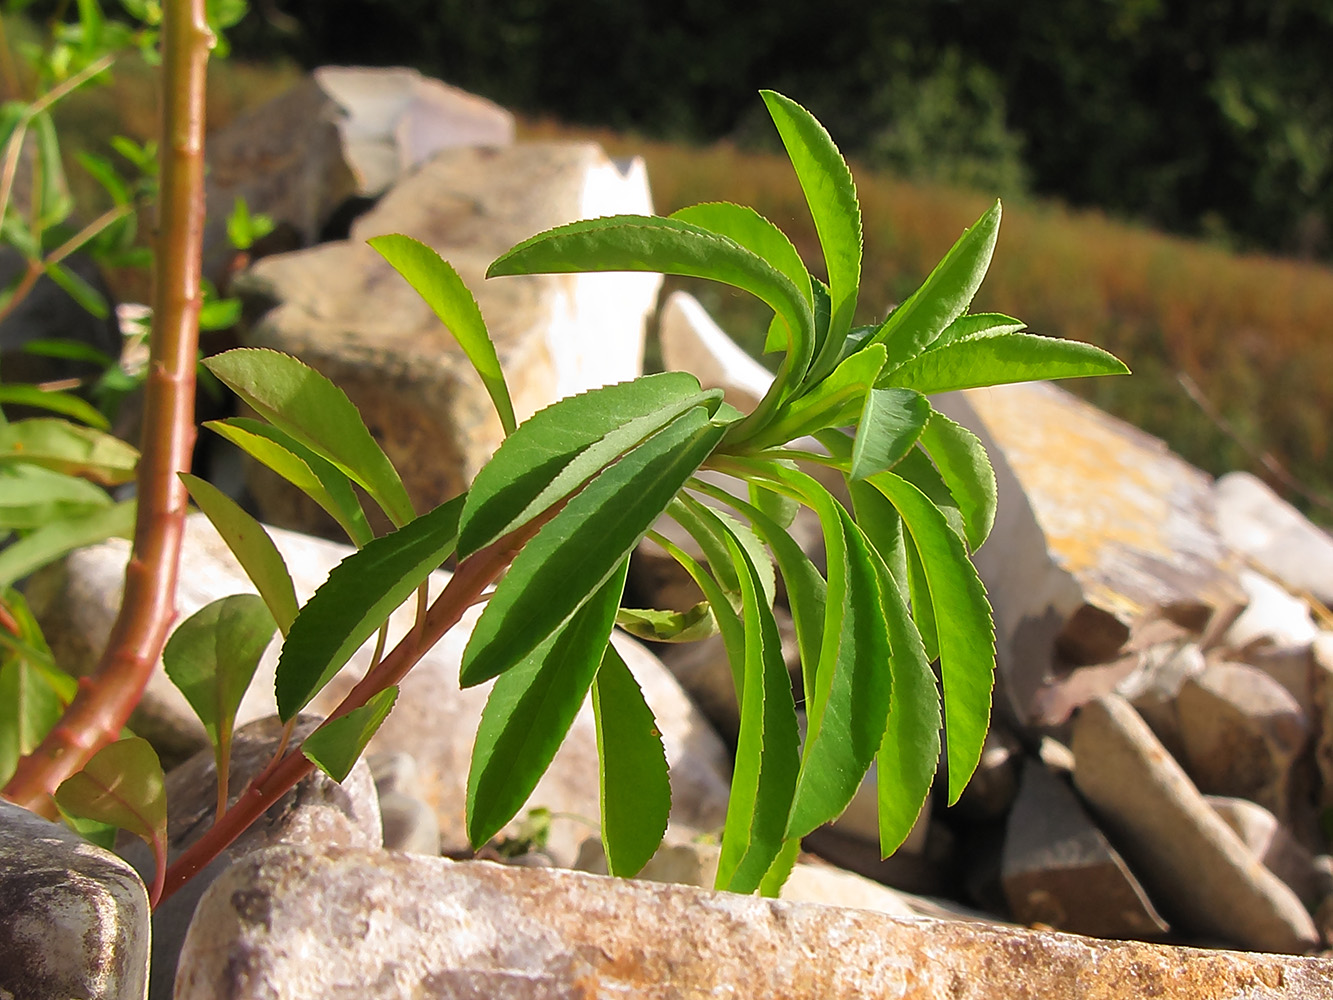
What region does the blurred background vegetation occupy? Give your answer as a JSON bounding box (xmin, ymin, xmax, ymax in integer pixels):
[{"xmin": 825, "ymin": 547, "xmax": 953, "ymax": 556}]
[{"xmin": 11, "ymin": 0, "xmax": 1333, "ymax": 523}]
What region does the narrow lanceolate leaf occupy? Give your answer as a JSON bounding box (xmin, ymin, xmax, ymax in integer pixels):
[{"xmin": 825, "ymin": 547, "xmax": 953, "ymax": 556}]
[
  {"xmin": 743, "ymin": 344, "xmax": 886, "ymax": 450},
  {"xmin": 671, "ymin": 493, "xmax": 775, "ymax": 609},
  {"xmin": 303, "ymin": 686, "xmax": 399, "ymax": 783},
  {"xmin": 0, "ymin": 464, "xmax": 110, "ymax": 530},
  {"xmin": 904, "ymin": 530, "xmax": 940, "ymax": 664},
  {"xmin": 889, "ymin": 447, "xmax": 968, "ymax": 545},
  {"xmin": 878, "ymin": 331, "xmax": 1131, "ymax": 395},
  {"xmin": 671, "ymin": 202, "xmax": 812, "ymax": 309},
  {"xmin": 715, "ymin": 532, "xmax": 800, "ymax": 895},
  {"xmin": 0, "ymin": 418, "xmax": 138, "ymax": 485},
  {"xmin": 0, "ymin": 591, "xmax": 67, "ymax": 787},
  {"xmin": 163, "ymin": 595, "xmax": 277, "ymax": 752},
  {"xmin": 761, "ymin": 90, "xmax": 862, "ymax": 374},
  {"xmin": 460, "ymin": 407, "xmax": 726, "ymax": 688},
  {"xmin": 786, "ymin": 509, "xmax": 893, "ymax": 840},
  {"xmin": 181, "ymin": 474, "xmax": 299, "ymax": 635},
  {"xmin": 869, "ymin": 201, "xmax": 1002, "ymax": 364},
  {"xmin": 593, "ymin": 641, "xmax": 671, "ymax": 877},
  {"xmin": 369, "ymin": 234, "xmax": 517, "ymax": 436},
  {"xmin": 0, "ymin": 499, "xmax": 135, "ymax": 589},
  {"xmin": 204, "ymin": 349, "xmax": 415, "ymax": 526},
  {"xmin": 205, "ymin": 418, "xmax": 373, "ymax": 547},
  {"xmin": 759, "ymin": 837, "xmax": 802, "ymax": 899},
  {"xmin": 0, "ymin": 384, "xmax": 110, "ymax": 429},
  {"xmin": 869, "ymin": 470, "xmax": 994, "ymax": 804},
  {"xmin": 918, "ymin": 408, "xmax": 997, "ymax": 552},
  {"xmin": 850, "ymin": 388, "xmax": 929, "ymax": 482},
  {"xmin": 467, "ymin": 562, "xmax": 628, "ymax": 848},
  {"xmin": 458, "ymin": 372, "xmax": 717, "ymax": 558},
  {"xmin": 54, "ymin": 738, "xmax": 167, "ymax": 903},
  {"xmin": 930, "ymin": 312, "xmax": 1026, "ymax": 350},
  {"xmin": 867, "ymin": 544, "xmax": 941, "ymax": 856},
  {"xmin": 276, "ymin": 495, "xmax": 464, "ymax": 720}
]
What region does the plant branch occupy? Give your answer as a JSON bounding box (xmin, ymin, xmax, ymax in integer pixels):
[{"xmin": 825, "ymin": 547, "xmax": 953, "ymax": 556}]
[{"xmin": 2, "ymin": 0, "xmax": 211, "ymax": 810}]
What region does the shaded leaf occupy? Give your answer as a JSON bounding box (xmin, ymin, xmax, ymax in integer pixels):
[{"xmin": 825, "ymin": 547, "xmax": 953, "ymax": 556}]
[
  {"xmin": 878, "ymin": 331, "xmax": 1131, "ymax": 395},
  {"xmin": 0, "ymin": 464, "xmax": 110, "ymax": 529},
  {"xmin": 276, "ymin": 495, "xmax": 463, "ymax": 720},
  {"xmin": 46, "ymin": 261, "xmax": 109, "ymax": 319},
  {"xmin": 918, "ymin": 408, "xmax": 997, "ymax": 552},
  {"xmin": 0, "ymin": 498, "xmax": 135, "ymax": 588},
  {"xmin": 303, "ymin": 687, "xmax": 399, "ymax": 783},
  {"xmin": 744, "ymin": 344, "xmax": 886, "ymax": 450},
  {"xmin": 0, "ymin": 418, "xmax": 138, "ymax": 484},
  {"xmin": 593, "ymin": 640, "xmax": 671, "ymax": 877},
  {"xmin": 671, "ymin": 492, "xmax": 775, "ymax": 609},
  {"xmin": 370, "ymin": 234, "xmax": 516, "ymax": 436},
  {"xmin": 615, "ymin": 601, "xmax": 717, "ymax": 643},
  {"xmin": 850, "ymin": 388, "xmax": 929, "ymax": 481}
]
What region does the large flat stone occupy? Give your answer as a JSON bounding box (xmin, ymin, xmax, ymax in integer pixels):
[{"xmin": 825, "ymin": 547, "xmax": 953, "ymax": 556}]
[
  {"xmin": 175, "ymin": 845, "xmax": 1333, "ymax": 999},
  {"xmin": 237, "ymin": 142, "xmax": 661, "ymax": 533}
]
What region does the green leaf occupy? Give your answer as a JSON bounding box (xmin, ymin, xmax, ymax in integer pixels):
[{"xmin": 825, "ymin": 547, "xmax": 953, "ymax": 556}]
[
  {"xmin": 205, "ymin": 417, "xmax": 373, "ymax": 548},
  {"xmin": 488, "ymin": 214, "xmax": 814, "ymax": 432},
  {"xmin": 458, "ymin": 372, "xmax": 717, "ymax": 558},
  {"xmin": 744, "ymin": 344, "xmax": 886, "ymax": 450},
  {"xmin": 0, "ymin": 384, "xmax": 110, "ymax": 429},
  {"xmin": 670, "ymin": 202, "xmax": 812, "ymax": 309},
  {"xmin": 889, "ymin": 446, "xmax": 968, "ymax": 545},
  {"xmin": 204, "ymin": 349, "xmax": 415, "ymax": 526},
  {"xmin": 869, "ymin": 470, "xmax": 994, "ymax": 803},
  {"xmin": 759, "ymin": 836, "xmax": 801, "ymax": 898},
  {"xmin": 276, "ymin": 495, "xmax": 464, "ymax": 720},
  {"xmin": 163, "ymin": 595, "xmax": 276, "ymax": 755},
  {"xmin": 869, "ymin": 201, "xmax": 1002, "ymax": 364},
  {"xmin": 715, "ymin": 529, "xmax": 800, "ymax": 894},
  {"xmin": 369, "ymin": 234, "xmax": 517, "ymax": 436},
  {"xmin": 592, "ymin": 641, "xmax": 670, "ymax": 877},
  {"xmin": 931, "ymin": 312, "xmax": 1026, "ymax": 350},
  {"xmin": 850, "ymin": 388, "xmax": 929, "ymax": 482},
  {"xmin": 786, "ymin": 509, "xmax": 894, "ymax": 839},
  {"xmin": 77, "ymin": 150, "xmax": 130, "ymax": 205},
  {"xmin": 302, "ymin": 687, "xmax": 399, "ymax": 783},
  {"xmin": 918, "ymin": 408, "xmax": 997, "ymax": 552},
  {"xmin": 879, "ymin": 331, "xmax": 1131, "ymax": 395},
  {"xmin": 904, "ymin": 529, "xmax": 939, "ymax": 663},
  {"xmin": 0, "ymin": 593, "xmax": 68, "ymax": 787},
  {"xmin": 749, "ymin": 478, "xmax": 798, "ymax": 530},
  {"xmin": 180, "ymin": 474, "xmax": 299, "ymax": 635},
  {"xmin": 0, "ymin": 464, "xmax": 110, "ymax": 529},
  {"xmin": 671, "ymin": 492, "xmax": 775, "ymax": 610},
  {"xmin": 45, "ymin": 260, "xmax": 108, "ymax": 319},
  {"xmin": 466, "ymin": 561, "xmax": 628, "ymax": 847},
  {"xmin": 226, "ymin": 195, "xmax": 255, "ymax": 250},
  {"xmin": 650, "ymin": 523, "xmax": 747, "ymax": 691},
  {"xmin": 0, "ymin": 418, "xmax": 138, "ymax": 484},
  {"xmin": 0, "ymin": 498, "xmax": 135, "ymax": 589},
  {"xmin": 761, "ymin": 90, "xmax": 862, "ymax": 376},
  {"xmin": 460, "ymin": 406, "xmax": 726, "ymax": 687},
  {"xmin": 54, "ymin": 737, "xmax": 167, "ymax": 903},
  {"xmin": 31, "ymin": 112, "xmax": 72, "ymax": 230},
  {"xmin": 615, "ymin": 601, "xmax": 717, "ymax": 643}
]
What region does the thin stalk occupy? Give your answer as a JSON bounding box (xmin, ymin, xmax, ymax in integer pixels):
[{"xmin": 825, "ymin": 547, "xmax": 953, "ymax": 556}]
[{"xmin": 1, "ymin": 0, "xmax": 211, "ymax": 810}]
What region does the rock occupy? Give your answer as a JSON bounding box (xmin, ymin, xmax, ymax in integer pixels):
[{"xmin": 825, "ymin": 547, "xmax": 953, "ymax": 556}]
[
  {"xmin": 0, "ymin": 799, "xmax": 149, "ymax": 1000},
  {"xmin": 376, "ymin": 791, "xmax": 441, "ymax": 855},
  {"xmin": 659, "ymin": 288, "xmax": 776, "ymax": 411},
  {"xmin": 1223, "ymin": 569, "xmax": 1318, "ymax": 651},
  {"xmin": 30, "ymin": 512, "xmax": 732, "ymax": 872},
  {"xmin": 1116, "ymin": 642, "xmax": 1207, "ymax": 759},
  {"xmin": 1071, "ymin": 694, "xmax": 1318, "ymax": 953},
  {"xmin": 1001, "ymin": 761, "xmax": 1169, "ymax": 939},
  {"xmin": 949, "ymin": 725, "xmax": 1022, "ymax": 822},
  {"xmin": 932, "ymin": 383, "xmax": 1244, "ymax": 729},
  {"xmin": 1207, "ymin": 796, "xmax": 1319, "ymax": 908},
  {"xmin": 237, "ymin": 142, "xmax": 661, "ymax": 533},
  {"xmin": 175, "ymin": 844, "xmax": 1333, "ymax": 999},
  {"xmin": 1312, "ymin": 632, "xmax": 1333, "ymax": 810},
  {"xmin": 365, "ymin": 750, "xmax": 424, "ymax": 800},
  {"xmin": 1175, "ymin": 662, "xmax": 1309, "ymax": 822},
  {"xmin": 803, "ymin": 822, "xmax": 951, "ymax": 898},
  {"xmin": 117, "ymin": 714, "xmax": 382, "ymax": 1000},
  {"xmin": 1214, "ymin": 471, "xmax": 1333, "ymax": 608}
]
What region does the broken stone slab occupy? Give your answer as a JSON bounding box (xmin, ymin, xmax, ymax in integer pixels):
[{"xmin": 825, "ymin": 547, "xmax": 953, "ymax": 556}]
[
  {"xmin": 1071, "ymin": 694, "xmax": 1318, "ymax": 953},
  {"xmin": 1207, "ymin": 796, "xmax": 1320, "ymax": 909},
  {"xmin": 1175, "ymin": 661, "xmax": 1309, "ymax": 823},
  {"xmin": 1214, "ymin": 471, "xmax": 1333, "ymax": 608},
  {"xmin": 29, "ymin": 512, "xmax": 732, "ymax": 871},
  {"xmin": 0, "ymin": 799, "xmax": 149, "ymax": 1000},
  {"xmin": 175, "ymin": 844, "xmax": 1333, "ymax": 999},
  {"xmin": 1223, "ymin": 569, "xmax": 1319, "ymax": 651},
  {"xmin": 932, "ymin": 383, "xmax": 1244, "ymax": 729},
  {"xmin": 236, "ymin": 142, "xmax": 660, "ymax": 533},
  {"xmin": 1001, "ymin": 760, "xmax": 1169, "ymax": 939}
]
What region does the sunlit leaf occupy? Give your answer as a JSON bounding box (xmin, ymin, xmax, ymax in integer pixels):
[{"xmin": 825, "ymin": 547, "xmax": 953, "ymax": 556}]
[
  {"xmin": 878, "ymin": 331, "xmax": 1131, "ymax": 395},
  {"xmin": 930, "ymin": 312, "xmax": 1026, "ymax": 350},
  {"xmin": 0, "ymin": 384, "xmax": 110, "ymax": 429},
  {"xmin": 918, "ymin": 408, "xmax": 997, "ymax": 552},
  {"xmin": 671, "ymin": 202, "xmax": 812, "ymax": 309},
  {"xmin": 0, "ymin": 592, "xmax": 67, "ymax": 787},
  {"xmin": 850, "ymin": 388, "xmax": 929, "ymax": 481},
  {"xmin": 615, "ymin": 601, "xmax": 717, "ymax": 643},
  {"xmin": 0, "ymin": 464, "xmax": 110, "ymax": 529},
  {"xmin": 0, "ymin": 498, "xmax": 135, "ymax": 588},
  {"xmin": 302, "ymin": 686, "xmax": 399, "ymax": 783},
  {"xmin": 743, "ymin": 344, "xmax": 886, "ymax": 450},
  {"xmin": 0, "ymin": 418, "xmax": 137, "ymax": 484}
]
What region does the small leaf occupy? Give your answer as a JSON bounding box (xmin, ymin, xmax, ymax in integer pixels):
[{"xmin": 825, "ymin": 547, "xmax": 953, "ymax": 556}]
[
  {"xmin": 869, "ymin": 201, "xmax": 1002, "ymax": 364},
  {"xmin": 743, "ymin": 344, "xmax": 886, "ymax": 450},
  {"xmin": 180, "ymin": 474, "xmax": 299, "ymax": 635},
  {"xmin": 931, "ymin": 312, "xmax": 1026, "ymax": 350},
  {"xmin": 458, "ymin": 372, "xmax": 716, "ymax": 558},
  {"xmin": 0, "ymin": 418, "xmax": 138, "ymax": 484},
  {"xmin": 850, "ymin": 388, "xmax": 929, "ymax": 482},
  {"xmin": 460, "ymin": 406, "xmax": 726, "ymax": 687},
  {"xmin": 54, "ymin": 737, "xmax": 167, "ymax": 904},
  {"xmin": 878, "ymin": 331, "xmax": 1131, "ymax": 395},
  {"xmin": 761, "ymin": 90, "xmax": 862, "ymax": 374},
  {"xmin": 0, "ymin": 499, "xmax": 135, "ymax": 589},
  {"xmin": 467, "ymin": 562, "xmax": 628, "ymax": 847},
  {"xmin": 0, "ymin": 384, "xmax": 110, "ymax": 429},
  {"xmin": 650, "ymin": 523, "xmax": 747, "ymax": 691},
  {"xmin": 592, "ymin": 640, "xmax": 671, "ymax": 877},
  {"xmin": 46, "ymin": 261, "xmax": 109, "ymax": 319},
  {"xmin": 918, "ymin": 408, "xmax": 997, "ymax": 552},
  {"xmin": 615, "ymin": 601, "xmax": 717, "ymax": 643},
  {"xmin": 369, "ymin": 234, "xmax": 517, "ymax": 436},
  {"xmin": 205, "ymin": 417, "xmax": 373, "ymax": 548},
  {"xmin": 0, "ymin": 464, "xmax": 110, "ymax": 529},
  {"xmin": 77, "ymin": 150, "xmax": 130, "ymax": 204},
  {"xmin": 276, "ymin": 495, "xmax": 463, "ymax": 720},
  {"xmin": 302, "ymin": 687, "xmax": 399, "ymax": 783},
  {"xmin": 204, "ymin": 349, "xmax": 415, "ymax": 526}
]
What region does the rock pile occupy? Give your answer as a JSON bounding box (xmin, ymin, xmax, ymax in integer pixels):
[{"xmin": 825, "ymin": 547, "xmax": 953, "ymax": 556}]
[{"xmin": 5, "ymin": 67, "xmax": 1333, "ymax": 998}]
